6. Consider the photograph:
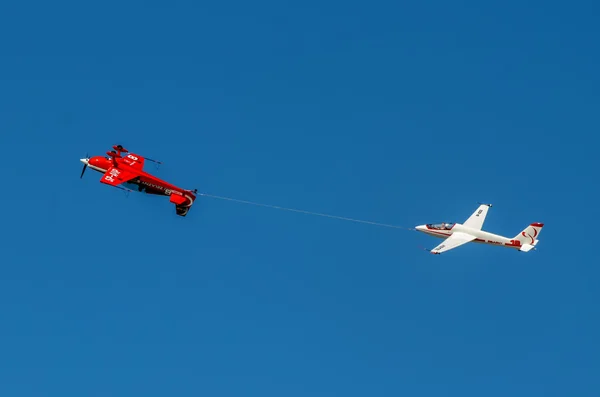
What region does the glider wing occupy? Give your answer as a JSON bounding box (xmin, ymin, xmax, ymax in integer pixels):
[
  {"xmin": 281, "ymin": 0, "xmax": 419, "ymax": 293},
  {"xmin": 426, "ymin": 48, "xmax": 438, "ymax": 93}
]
[
  {"xmin": 463, "ymin": 204, "xmax": 491, "ymax": 230},
  {"xmin": 430, "ymin": 232, "xmax": 476, "ymax": 254}
]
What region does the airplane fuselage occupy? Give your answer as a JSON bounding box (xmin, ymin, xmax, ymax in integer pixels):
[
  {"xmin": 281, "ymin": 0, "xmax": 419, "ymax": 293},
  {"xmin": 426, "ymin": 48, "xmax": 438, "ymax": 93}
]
[
  {"xmin": 79, "ymin": 145, "xmax": 199, "ymax": 217},
  {"xmin": 81, "ymin": 155, "xmax": 196, "ymax": 216}
]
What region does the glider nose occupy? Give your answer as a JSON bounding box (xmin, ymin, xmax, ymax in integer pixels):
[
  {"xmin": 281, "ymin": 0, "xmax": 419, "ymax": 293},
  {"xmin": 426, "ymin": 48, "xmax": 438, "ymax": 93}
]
[{"xmin": 415, "ymin": 225, "xmax": 426, "ymax": 232}]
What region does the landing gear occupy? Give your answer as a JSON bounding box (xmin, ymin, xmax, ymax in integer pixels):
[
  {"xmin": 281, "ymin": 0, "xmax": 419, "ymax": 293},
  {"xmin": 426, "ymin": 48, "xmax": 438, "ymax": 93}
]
[{"xmin": 131, "ymin": 177, "xmax": 145, "ymax": 193}]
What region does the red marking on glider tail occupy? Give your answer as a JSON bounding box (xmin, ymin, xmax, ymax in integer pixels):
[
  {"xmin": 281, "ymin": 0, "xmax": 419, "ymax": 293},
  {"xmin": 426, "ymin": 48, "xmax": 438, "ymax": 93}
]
[{"xmin": 514, "ymin": 222, "xmax": 544, "ymax": 245}]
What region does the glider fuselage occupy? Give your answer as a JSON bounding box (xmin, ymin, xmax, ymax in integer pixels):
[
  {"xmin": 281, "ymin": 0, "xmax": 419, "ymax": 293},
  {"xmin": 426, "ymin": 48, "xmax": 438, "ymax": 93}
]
[{"xmin": 416, "ymin": 223, "xmax": 516, "ymax": 248}]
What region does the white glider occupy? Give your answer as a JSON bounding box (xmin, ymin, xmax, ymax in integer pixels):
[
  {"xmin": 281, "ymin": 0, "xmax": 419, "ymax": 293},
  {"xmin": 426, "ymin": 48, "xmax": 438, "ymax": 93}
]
[{"xmin": 415, "ymin": 204, "xmax": 543, "ymax": 255}]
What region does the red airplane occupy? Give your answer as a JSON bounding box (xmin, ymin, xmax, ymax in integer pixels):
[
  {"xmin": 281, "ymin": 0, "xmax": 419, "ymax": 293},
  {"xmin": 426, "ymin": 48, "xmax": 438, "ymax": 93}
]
[{"xmin": 79, "ymin": 145, "xmax": 197, "ymax": 216}]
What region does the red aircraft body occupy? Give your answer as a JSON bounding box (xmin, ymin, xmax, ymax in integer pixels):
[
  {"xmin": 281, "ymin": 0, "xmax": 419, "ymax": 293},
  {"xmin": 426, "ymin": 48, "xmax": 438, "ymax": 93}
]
[{"xmin": 80, "ymin": 145, "xmax": 197, "ymax": 216}]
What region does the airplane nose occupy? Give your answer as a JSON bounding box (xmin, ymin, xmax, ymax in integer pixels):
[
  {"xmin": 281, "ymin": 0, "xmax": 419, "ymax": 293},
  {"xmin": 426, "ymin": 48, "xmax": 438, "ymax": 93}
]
[
  {"xmin": 415, "ymin": 225, "xmax": 425, "ymax": 231},
  {"xmin": 80, "ymin": 158, "xmax": 89, "ymax": 164}
]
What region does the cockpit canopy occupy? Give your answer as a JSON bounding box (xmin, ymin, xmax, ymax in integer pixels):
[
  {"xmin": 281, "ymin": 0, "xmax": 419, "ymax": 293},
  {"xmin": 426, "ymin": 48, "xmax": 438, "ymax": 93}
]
[{"xmin": 426, "ymin": 222, "xmax": 455, "ymax": 230}]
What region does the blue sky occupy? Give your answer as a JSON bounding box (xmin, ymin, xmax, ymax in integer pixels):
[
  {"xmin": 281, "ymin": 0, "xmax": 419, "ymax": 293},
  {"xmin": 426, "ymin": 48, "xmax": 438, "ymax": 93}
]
[{"xmin": 1, "ymin": 0, "xmax": 599, "ymax": 395}]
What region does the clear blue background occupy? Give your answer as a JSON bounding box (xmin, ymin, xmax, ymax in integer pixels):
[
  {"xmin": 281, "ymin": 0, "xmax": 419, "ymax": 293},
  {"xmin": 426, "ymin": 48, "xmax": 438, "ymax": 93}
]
[{"xmin": 1, "ymin": 0, "xmax": 598, "ymax": 395}]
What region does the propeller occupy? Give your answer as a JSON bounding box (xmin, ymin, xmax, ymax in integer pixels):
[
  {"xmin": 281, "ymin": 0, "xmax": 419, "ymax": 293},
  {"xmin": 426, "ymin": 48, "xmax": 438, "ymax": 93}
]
[{"xmin": 80, "ymin": 152, "xmax": 89, "ymax": 179}]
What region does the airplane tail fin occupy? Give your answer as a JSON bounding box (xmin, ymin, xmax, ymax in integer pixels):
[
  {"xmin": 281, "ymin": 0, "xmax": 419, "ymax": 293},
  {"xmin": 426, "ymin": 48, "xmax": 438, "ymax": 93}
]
[
  {"xmin": 513, "ymin": 222, "xmax": 544, "ymax": 251},
  {"xmin": 172, "ymin": 189, "xmax": 197, "ymax": 217}
]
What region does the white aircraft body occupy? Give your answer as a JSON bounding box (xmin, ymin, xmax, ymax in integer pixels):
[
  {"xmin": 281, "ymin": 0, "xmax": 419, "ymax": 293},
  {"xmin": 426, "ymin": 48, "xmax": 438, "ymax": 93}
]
[{"xmin": 415, "ymin": 204, "xmax": 544, "ymax": 254}]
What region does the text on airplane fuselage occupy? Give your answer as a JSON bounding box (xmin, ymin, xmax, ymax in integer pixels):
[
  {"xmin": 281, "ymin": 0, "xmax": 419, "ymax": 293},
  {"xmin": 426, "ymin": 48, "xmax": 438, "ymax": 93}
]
[{"xmin": 141, "ymin": 181, "xmax": 181, "ymax": 195}]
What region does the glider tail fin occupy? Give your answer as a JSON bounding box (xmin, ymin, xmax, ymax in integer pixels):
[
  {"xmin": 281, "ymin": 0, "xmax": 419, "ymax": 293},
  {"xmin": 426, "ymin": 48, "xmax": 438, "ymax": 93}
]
[{"xmin": 513, "ymin": 222, "xmax": 544, "ymax": 249}]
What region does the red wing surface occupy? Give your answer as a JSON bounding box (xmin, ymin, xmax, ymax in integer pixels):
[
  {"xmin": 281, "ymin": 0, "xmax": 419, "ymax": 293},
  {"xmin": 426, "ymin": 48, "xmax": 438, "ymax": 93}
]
[
  {"xmin": 120, "ymin": 153, "xmax": 145, "ymax": 171},
  {"xmin": 100, "ymin": 167, "xmax": 138, "ymax": 186}
]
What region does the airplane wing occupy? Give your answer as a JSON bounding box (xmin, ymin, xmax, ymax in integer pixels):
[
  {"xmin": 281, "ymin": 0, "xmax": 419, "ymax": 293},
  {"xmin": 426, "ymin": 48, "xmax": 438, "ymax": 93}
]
[
  {"xmin": 100, "ymin": 166, "xmax": 138, "ymax": 186},
  {"xmin": 430, "ymin": 232, "xmax": 477, "ymax": 254},
  {"xmin": 462, "ymin": 204, "xmax": 492, "ymax": 230},
  {"xmin": 120, "ymin": 153, "xmax": 145, "ymax": 171}
]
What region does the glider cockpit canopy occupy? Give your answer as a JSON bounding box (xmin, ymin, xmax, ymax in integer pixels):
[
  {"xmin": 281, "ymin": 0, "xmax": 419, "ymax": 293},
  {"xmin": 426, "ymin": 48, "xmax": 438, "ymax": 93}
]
[{"xmin": 426, "ymin": 222, "xmax": 455, "ymax": 230}]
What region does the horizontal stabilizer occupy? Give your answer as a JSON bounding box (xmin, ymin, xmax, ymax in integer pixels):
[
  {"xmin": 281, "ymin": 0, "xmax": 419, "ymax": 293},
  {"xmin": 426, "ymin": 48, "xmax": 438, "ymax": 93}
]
[
  {"xmin": 169, "ymin": 193, "xmax": 187, "ymax": 205},
  {"xmin": 519, "ymin": 244, "xmax": 535, "ymax": 252}
]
